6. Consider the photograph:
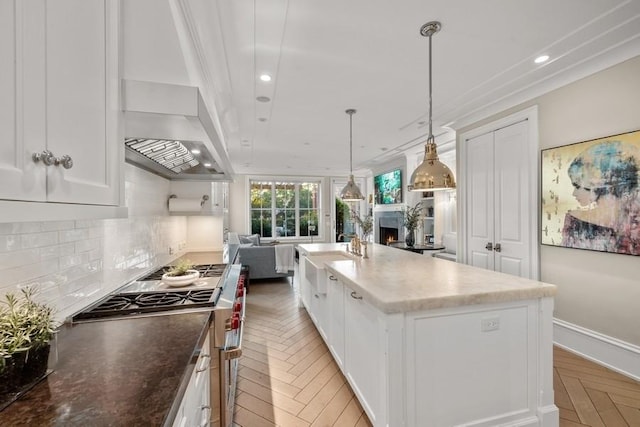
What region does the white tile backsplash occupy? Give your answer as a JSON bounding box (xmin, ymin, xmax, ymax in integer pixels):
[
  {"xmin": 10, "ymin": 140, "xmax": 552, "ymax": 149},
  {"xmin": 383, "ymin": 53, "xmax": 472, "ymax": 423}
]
[{"xmin": 0, "ymin": 164, "xmax": 187, "ymax": 322}]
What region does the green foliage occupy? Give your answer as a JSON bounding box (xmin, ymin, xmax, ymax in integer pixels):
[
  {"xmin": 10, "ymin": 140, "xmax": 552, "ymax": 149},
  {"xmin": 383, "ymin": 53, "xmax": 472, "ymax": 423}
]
[
  {"xmin": 166, "ymin": 259, "xmax": 195, "ymax": 277},
  {"xmin": 1, "ymin": 286, "xmax": 57, "ymax": 369},
  {"xmin": 351, "ymin": 210, "xmax": 373, "ymax": 240},
  {"xmin": 402, "ymin": 202, "xmax": 424, "ymax": 230}
]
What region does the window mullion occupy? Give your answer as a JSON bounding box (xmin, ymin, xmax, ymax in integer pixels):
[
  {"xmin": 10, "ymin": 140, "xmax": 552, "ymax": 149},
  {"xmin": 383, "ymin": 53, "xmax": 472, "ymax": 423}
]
[{"xmin": 295, "ymin": 183, "xmax": 300, "ymax": 238}]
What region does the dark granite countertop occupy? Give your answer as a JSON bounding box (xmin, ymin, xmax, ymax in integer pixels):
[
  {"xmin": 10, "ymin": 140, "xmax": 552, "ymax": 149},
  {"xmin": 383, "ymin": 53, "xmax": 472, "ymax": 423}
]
[{"xmin": 0, "ymin": 312, "xmax": 212, "ymax": 426}]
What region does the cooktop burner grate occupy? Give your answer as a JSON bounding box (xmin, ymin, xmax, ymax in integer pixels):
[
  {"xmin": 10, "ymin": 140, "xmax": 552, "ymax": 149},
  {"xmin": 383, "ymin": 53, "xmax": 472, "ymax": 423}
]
[
  {"xmin": 72, "ymin": 288, "xmax": 220, "ymax": 321},
  {"xmin": 140, "ymin": 263, "xmax": 227, "ymax": 281}
]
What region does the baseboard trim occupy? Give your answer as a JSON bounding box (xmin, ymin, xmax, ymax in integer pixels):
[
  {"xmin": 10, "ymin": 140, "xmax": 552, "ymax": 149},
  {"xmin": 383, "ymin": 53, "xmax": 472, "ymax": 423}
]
[{"xmin": 553, "ymin": 318, "xmax": 640, "ymax": 381}]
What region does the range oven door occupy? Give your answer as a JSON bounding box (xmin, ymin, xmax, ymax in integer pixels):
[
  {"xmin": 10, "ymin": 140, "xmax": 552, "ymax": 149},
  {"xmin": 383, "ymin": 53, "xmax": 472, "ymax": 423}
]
[
  {"xmin": 219, "ymin": 315, "xmax": 243, "ymax": 427},
  {"xmin": 211, "ymin": 266, "xmax": 246, "ymax": 427}
]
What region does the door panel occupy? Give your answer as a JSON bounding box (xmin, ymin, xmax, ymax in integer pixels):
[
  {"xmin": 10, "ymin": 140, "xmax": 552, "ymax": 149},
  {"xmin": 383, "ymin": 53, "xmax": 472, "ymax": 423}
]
[
  {"xmin": 466, "ymin": 132, "xmax": 494, "ymax": 270},
  {"xmin": 494, "ymin": 121, "xmax": 530, "ymax": 278},
  {"xmin": 45, "ymin": 0, "xmax": 118, "ymax": 205},
  {"xmin": 0, "ymin": 1, "xmax": 46, "ymax": 201}
]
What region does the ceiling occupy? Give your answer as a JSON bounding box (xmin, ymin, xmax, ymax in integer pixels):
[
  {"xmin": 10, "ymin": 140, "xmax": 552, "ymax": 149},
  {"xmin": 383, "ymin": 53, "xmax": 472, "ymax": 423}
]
[{"xmin": 191, "ymin": 0, "xmax": 640, "ymax": 177}]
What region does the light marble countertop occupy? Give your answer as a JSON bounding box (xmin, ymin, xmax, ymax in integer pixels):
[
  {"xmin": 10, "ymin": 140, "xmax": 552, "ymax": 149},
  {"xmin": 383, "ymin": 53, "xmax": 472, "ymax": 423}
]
[{"xmin": 298, "ymin": 243, "xmax": 556, "ymax": 314}]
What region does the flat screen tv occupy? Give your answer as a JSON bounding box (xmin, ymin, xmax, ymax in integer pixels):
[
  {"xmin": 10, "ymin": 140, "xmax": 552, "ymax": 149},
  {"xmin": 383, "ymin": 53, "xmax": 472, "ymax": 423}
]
[{"xmin": 374, "ymin": 169, "xmax": 402, "ymax": 204}]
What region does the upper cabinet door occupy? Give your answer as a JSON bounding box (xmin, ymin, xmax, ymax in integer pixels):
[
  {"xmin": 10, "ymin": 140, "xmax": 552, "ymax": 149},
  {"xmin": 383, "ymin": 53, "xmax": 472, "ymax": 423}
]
[
  {"xmin": 0, "ymin": 1, "xmax": 47, "ymax": 201},
  {"xmin": 45, "ymin": 0, "xmax": 119, "ymax": 205}
]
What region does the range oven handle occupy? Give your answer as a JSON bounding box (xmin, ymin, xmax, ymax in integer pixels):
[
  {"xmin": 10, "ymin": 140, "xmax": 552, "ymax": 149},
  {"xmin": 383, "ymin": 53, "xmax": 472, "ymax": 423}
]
[{"xmin": 224, "ymin": 317, "xmax": 244, "ymax": 360}]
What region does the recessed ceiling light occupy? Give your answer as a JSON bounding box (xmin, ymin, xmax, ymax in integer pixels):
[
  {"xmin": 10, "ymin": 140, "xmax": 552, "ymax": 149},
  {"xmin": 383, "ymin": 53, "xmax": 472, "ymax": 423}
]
[
  {"xmin": 534, "ymin": 55, "xmax": 549, "ymax": 64},
  {"xmin": 191, "ymin": 149, "xmax": 201, "ymax": 154},
  {"xmin": 204, "ymin": 163, "xmax": 211, "ymax": 167},
  {"xmin": 259, "ymin": 74, "xmax": 272, "ymax": 82},
  {"xmin": 256, "ymin": 96, "xmax": 271, "ymax": 102}
]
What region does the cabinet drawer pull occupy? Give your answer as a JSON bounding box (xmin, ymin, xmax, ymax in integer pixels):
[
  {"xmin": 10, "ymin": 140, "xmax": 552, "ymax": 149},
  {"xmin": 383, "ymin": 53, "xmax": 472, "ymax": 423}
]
[
  {"xmin": 328, "ymin": 275, "xmax": 338, "ymax": 281},
  {"xmin": 56, "ymin": 154, "xmax": 74, "ymax": 169},
  {"xmin": 200, "ymin": 405, "xmax": 211, "ymax": 427},
  {"xmin": 314, "ymin": 294, "xmax": 319, "ymax": 298},
  {"xmin": 350, "ymin": 291, "xmax": 362, "ymax": 300},
  {"xmin": 195, "ymin": 354, "xmax": 210, "ymax": 372}
]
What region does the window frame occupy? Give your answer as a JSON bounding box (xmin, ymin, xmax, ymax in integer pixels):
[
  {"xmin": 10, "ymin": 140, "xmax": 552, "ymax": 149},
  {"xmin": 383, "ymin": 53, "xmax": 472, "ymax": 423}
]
[{"xmin": 247, "ymin": 176, "xmax": 323, "ymax": 241}]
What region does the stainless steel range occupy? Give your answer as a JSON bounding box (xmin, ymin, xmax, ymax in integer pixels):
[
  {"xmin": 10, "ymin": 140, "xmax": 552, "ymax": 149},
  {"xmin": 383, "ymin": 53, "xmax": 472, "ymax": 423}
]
[{"xmin": 71, "ymin": 262, "xmax": 246, "ymax": 427}]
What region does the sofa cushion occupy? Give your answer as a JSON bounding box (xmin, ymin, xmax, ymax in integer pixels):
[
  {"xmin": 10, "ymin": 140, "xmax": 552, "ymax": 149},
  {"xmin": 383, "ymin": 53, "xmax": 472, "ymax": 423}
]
[{"xmin": 240, "ymin": 234, "xmax": 261, "ymax": 246}]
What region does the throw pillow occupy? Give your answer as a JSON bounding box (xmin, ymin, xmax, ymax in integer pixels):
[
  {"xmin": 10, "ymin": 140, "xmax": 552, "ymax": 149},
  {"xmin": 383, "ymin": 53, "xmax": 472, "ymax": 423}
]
[{"xmin": 239, "ymin": 234, "xmax": 261, "ymax": 246}]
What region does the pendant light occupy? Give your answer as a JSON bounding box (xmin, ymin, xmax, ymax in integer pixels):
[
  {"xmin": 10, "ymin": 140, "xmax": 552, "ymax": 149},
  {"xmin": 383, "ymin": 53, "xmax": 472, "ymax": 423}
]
[
  {"xmin": 340, "ymin": 109, "xmax": 365, "ymax": 201},
  {"xmin": 408, "ymin": 21, "xmax": 456, "ymax": 192}
]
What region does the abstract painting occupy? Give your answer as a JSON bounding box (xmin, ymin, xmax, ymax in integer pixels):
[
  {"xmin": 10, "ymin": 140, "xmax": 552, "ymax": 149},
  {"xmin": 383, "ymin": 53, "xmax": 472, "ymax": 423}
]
[{"xmin": 541, "ymin": 129, "xmax": 640, "ymax": 255}]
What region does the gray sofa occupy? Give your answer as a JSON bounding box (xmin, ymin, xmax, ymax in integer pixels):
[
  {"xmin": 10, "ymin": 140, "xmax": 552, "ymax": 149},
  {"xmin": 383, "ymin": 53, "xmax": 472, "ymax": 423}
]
[{"xmin": 226, "ymin": 232, "xmax": 294, "ymax": 280}]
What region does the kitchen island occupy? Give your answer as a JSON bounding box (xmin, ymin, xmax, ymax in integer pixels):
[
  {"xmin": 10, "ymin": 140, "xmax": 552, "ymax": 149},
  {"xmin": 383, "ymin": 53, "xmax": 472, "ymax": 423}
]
[{"xmin": 298, "ymin": 243, "xmax": 559, "ymax": 427}]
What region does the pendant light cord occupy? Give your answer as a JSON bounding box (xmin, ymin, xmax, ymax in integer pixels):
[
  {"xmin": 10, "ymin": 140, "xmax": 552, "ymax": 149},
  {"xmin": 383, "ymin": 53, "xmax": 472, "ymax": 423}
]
[
  {"xmin": 428, "ymin": 31, "xmax": 433, "ymax": 140},
  {"xmin": 349, "ymin": 112, "xmax": 353, "ymax": 173}
]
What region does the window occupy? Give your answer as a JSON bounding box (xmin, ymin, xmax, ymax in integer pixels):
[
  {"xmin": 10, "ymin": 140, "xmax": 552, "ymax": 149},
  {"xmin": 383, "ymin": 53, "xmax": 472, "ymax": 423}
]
[{"xmin": 250, "ymin": 180, "xmax": 321, "ymax": 238}]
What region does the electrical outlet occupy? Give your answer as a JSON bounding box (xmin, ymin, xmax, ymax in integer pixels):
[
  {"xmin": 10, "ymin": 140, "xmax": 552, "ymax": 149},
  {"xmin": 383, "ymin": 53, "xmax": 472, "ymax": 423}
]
[
  {"xmin": 169, "ymin": 246, "xmax": 174, "ymax": 255},
  {"xmin": 481, "ymin": 317, "xmax": 500, "ymax": 332}
]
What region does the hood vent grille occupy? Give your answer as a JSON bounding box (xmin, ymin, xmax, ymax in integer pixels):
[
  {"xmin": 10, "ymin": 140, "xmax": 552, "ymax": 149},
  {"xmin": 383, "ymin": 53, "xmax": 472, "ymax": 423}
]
[{"xmin": 125, "ymin": 138, "xmax": 200, "ymax": 173}]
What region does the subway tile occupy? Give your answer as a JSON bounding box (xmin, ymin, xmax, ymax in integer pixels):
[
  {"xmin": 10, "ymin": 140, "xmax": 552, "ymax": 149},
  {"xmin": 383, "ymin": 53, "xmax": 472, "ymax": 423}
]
[
  {"xmin": 0, "ymin": 235, "xmax": 19, "ymax": 252},
  {"xmin": 59, "ymin": 253, "xmax": 90, "ymax": 270},
  {"xmin": 40, "ymin": 243, "xmax": 75, "ymax": 260},
  {"xmin": 41, "ymin": 220, "xmax": 75, "ymax": 232},
  {"xmin": 59, "ymin": 228, "xmax": 90, "ymax": 243},
  {"xmin": 0, "ymin": 222, "xmax": 43, "ymax": 234},
  {"xmin": 75, "ymin": 219, "xmax": 101, "ymax": 229},
  {"xmin": 75, "ymin": 238, "xmax": 101, "ymax": 254},
  {"xmin": 20, "ymin": 231, "xmax": 58, "ymax": 249},
  {"xmin": 0, "ymin": 248, "xmax": 40, "ymax": 270}
]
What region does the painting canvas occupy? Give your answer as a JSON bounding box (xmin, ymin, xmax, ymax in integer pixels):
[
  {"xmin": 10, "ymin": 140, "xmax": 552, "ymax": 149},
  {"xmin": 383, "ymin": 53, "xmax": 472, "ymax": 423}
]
[
  {"xmin": 541, "ymin": 129, "xmax": 640, "ymax": 255},
  {"xmin": 374, "ymin": 169, "xmax": 402, "ymax": 205}
]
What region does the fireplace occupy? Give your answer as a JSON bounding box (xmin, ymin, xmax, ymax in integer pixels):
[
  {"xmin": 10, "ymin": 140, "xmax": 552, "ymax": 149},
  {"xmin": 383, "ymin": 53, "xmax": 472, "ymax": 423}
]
[
  {"xmin": 380, "ymin": 227, "xmax": 398, "ymax": 245},
  {"xmin": 375, "ymin": 211, "xmax": 404, "ymax": 244}
]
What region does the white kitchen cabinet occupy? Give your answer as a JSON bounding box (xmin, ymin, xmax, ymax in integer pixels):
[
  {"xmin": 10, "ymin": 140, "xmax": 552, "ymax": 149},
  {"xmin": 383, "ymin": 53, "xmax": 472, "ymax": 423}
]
[
  {"xmin": 0, "ymin": 0, "xmax": 121, "ymax": 211},
  {"xmin": 309, "ymin": 279, "xmax": 328, "ymax": 341},
  {"xmin": 343, "ymin": 285, "xmax": 386, "ymax": 425},
  {"xmin": 299, "ymin": 257, "xmax": 312, "ymax": 310},
  {"xmin": 326, "ymin": 273, "xmax": 345, "ymax": 368},
  {"xmin": 173, "ymin": 332, "xmax": 211, "ymax": 427}
]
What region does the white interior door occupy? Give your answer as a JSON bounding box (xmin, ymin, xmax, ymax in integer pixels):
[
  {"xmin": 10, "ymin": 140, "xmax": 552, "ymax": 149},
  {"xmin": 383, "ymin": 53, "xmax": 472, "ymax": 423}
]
[
  {"xmin": 493, "ymin": 121, "xmax": 531, "ymax": 278},
  {"xmin": 466, "ymin": 132, "xmax": 495, "ymax": 270},
  {"xmin": 465, "ymin": 120, "xmax": 532, "ymax": 278}
]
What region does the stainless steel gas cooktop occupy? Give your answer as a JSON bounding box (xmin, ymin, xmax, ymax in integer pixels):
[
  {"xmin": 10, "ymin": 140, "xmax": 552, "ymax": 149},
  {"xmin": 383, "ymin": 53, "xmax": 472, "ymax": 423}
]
[{"xmin": 71, "ymin": 263, "xmax": 229, "ymax": 322}]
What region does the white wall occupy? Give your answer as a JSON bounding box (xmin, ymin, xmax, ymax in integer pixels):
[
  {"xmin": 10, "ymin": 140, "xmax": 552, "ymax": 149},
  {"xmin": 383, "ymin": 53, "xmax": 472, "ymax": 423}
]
[
  {"xmin": 0, "ymin": 164, "xmax": 187, "ymax": 322},
  {"xmin": 187, "ymin": 216, "xmax": 224, "ymax": 252},
  {"xmin": 458, "ymin": 55, "xmax": 640, "ymax": 347}
]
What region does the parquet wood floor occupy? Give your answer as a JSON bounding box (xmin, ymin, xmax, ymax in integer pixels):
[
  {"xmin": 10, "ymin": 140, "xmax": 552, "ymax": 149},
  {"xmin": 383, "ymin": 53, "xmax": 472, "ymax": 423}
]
[
  {"xmin": 233, "ymin": 278, "xmax": 371, "ymax": 427},
  {"xmin": 233, "ymin": 277, "xmax": 640, "ymax": 427},
  {"xmin": 555, "ymin": 347, "xmax": 640, "ymax": 427}
]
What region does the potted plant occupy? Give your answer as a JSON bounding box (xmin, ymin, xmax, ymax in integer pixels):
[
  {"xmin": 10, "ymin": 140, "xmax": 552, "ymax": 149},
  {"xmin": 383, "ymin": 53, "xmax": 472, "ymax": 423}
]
[
  {"xmin": 162, "ymin": 259, "xmax": 200, "ymax": 287},
  {"xmin": 401, "ymin": 202, "xmax": 423, "ymax": 247},
  {"xmin": 352, "ymin": 210, "xmax": 373, "ymax": 242},
  {"xmin": 0, "ymin": 287, "xmax": 57, "ymax": 395}
]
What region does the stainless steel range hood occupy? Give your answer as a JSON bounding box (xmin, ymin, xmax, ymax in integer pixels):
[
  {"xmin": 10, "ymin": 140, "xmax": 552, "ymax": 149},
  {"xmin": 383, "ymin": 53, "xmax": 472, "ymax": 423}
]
[{"xmin": 123, "ymin": 80, "xmax": 233, "ymax": 181}]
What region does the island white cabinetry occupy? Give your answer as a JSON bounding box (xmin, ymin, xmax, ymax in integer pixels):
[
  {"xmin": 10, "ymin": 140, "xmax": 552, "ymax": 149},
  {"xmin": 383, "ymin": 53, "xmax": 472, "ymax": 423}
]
[
  {"xmin": 0, "ymin": 0, "xmax": 122, "ymax": 221},
  {"xmin": 326, "ymin": 273, "xmax": 345, "ymax": 368},
  {"xmin": 298, "ymin": 243, "xmax": 558, "ymax": 427},
  {"xmin": 173, "ymin": 332, "xmax": 211, "ymax": 427},
  {"xmin": 343, "ymin": 284, "xmax": 387, "ymax": 426}
]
